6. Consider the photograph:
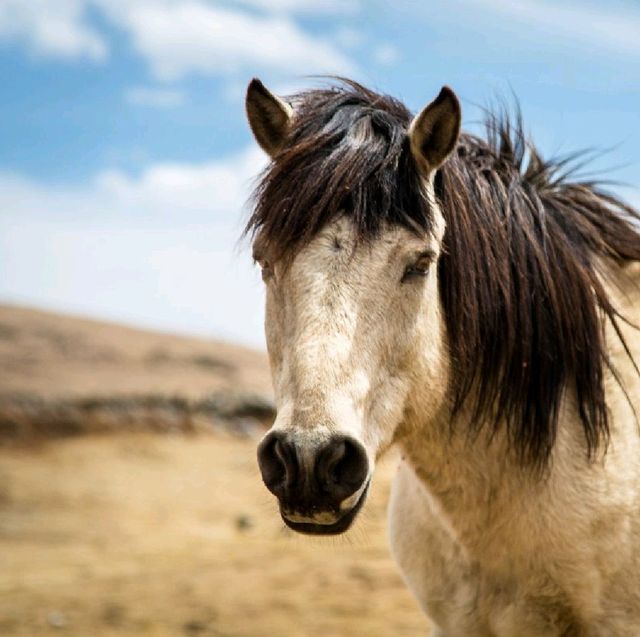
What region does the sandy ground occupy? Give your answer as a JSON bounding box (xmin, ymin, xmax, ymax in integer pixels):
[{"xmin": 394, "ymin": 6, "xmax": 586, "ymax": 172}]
[{"xmin": 0, "ymin": 433, "xmax": 429, "ymax": 637}]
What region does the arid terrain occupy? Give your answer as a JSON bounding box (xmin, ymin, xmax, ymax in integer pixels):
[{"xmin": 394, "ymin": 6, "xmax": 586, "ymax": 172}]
[{"xmin": 0, "ymin": 304, "xmax": 428, "ymax": 636}]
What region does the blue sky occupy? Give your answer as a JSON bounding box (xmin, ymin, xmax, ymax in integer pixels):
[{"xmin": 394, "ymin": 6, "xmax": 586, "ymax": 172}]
[{"xmin": 1, "ymin": 0, "xmax": 639, "ymax": 348}]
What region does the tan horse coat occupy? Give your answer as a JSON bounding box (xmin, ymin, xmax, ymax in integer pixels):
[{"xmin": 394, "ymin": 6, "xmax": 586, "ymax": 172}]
[{"xmin": 389, "ymin": 262, "xmax": 640, "ymax": 636}]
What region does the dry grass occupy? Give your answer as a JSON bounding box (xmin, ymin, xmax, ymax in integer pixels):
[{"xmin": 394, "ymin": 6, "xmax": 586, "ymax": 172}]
[{"xmin": 0, "ymin": 433, "xmax": 427, "ymax": 636}]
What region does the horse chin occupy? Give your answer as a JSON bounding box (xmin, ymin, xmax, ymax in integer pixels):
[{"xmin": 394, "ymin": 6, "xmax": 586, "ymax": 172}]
[{"xmin": 280, "ymin": 481, "xmax": 370, "ymax": 536}]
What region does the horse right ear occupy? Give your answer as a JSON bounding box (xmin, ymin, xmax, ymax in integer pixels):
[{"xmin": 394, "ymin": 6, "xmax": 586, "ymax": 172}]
[
  {"xmin": 408, "ymin": 86, "xmax": 461, "ymax": 176},
  {"xmin": 245, "ymin": 78, "xmax": 293, "ymax": 158}
]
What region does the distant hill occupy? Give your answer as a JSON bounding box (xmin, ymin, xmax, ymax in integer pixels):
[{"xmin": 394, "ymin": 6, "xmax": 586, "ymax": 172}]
[{"xmin": 0, "ymin": 304, "xmax": 274, "ymax": 442}]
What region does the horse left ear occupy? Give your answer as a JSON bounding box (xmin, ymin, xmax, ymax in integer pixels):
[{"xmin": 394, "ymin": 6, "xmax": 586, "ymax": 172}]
[
  {"xmin": 408, "ymin": 86, "xmax": 461, "ymax": 175},
  {"xmin": 246, "ymin": 78, "xmax": 293, "ymax": 158}
]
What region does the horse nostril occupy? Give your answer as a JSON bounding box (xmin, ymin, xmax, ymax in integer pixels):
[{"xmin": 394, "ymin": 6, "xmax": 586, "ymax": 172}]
[
  {"xmin": 335, "ymin": 438, "xmax": 368, "ymax": 486},
  {"xmin": 323, "ymin": 440, "xmax": 347, "ymax": 483},
  {"xmin": 257, "ymin": 432, "xmax": 295, "ymax": 496},
  {"xmin": 317, "ymin": 436, "xmax": 368, "ymax": 499}
]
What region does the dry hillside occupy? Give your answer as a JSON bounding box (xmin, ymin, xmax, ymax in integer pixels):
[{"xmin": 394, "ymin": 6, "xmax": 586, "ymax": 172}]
[
  {"xmin": 0, "ymin": 304, "xmax": 274, "ymax": 442},
  {"xmin": 0, "ymin": 304, "xmax": 428, "ymax": 637},
  {"xmin": 0, "ymin": 304, "xmax": 272, "ymax": 400}
]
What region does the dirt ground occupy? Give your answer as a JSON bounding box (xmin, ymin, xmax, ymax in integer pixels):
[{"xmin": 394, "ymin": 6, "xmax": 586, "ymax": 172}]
[{"xmin": 0, "ymin": 433, "xmax": 429, "ymax": 637}]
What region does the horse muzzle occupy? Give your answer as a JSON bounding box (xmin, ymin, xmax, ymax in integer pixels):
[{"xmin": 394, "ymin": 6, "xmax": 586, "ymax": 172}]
[{"xmin": 257, "ymin": 430, "xmax": 370, "ymax": 535}]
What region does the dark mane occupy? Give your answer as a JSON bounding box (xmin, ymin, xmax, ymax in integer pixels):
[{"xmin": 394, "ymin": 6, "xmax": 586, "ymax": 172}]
[
  {"xmin": 246, "ymin": 79, "xmax": 640, "ymax": 466},
  {"xmin": 248, "ymin": 80, "xmax": 431, "ymax": 261}
]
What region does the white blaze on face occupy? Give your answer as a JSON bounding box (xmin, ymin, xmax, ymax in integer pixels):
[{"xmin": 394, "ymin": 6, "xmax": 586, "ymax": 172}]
[{"xmin": 261, "ymin": 214, "xmax": 449, "ymax": 470}]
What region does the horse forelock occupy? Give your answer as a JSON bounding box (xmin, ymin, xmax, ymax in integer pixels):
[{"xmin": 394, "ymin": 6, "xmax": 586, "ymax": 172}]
[
  {"xmin": 246, "ymin": 79, "xmax": 640, "ymax": 468},
  {"xmin": 246, "ymin": 78, "xmax": 435, "ymax": 264}
]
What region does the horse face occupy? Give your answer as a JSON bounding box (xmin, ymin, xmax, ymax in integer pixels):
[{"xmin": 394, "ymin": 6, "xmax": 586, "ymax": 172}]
[
  {"xmin": 255, "ymin": 215, "xmax": 449, "ymax": 535},
  {"xmin": 247, "ymin": 79, "xmax": 460, "ymax": 534}
]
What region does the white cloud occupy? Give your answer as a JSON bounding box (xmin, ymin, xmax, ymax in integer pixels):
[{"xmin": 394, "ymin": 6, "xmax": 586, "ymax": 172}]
[
  {"xmin": 93, "ymin": 0, "xmax": 354, "ymax": 80},
  {"xmin": 125, "ymin": 86, "xmax": 187, "ymax": 108},
  {"xmin": 94, "ymin": 146, "xmax": 266, "ymax": 215},
  {"xmin": 0, "ymin": 0, "xmax": 107, "ymax": 61},
  {"xmin": 468, "ymin": 0, "xmax": 640, "ymax": 57},
  {"xmin": 0, "ymin": 147, "xmax": 270, "ymax": 347},
  {"xmin": 372, "ymin": 42, "xmax": 399, "ymax": 66},
  {"xmin": 232, "ymin": 0, "xmax": 360, "ymax": 15},
  {"xmin": 333, "ymin": 26, "xmax": 365, "ymax": 49},
  {"xmin": 0, "ymin": 0, "xmax": 356, "ymax": 78}
]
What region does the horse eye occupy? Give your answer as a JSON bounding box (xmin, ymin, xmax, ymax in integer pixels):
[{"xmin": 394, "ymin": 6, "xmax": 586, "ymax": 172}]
[{"xmin": 401, "ymin": 252, "xmax": 434, "ymax": 283}]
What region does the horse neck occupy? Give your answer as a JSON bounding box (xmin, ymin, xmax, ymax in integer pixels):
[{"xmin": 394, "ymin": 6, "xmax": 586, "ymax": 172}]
[
  {"xmin": 395, "ymin": 258, "xmax": 640, "ymax": 549},
  {"xmin": 399, "ymin": 398, "xmax": 534, "ymax": 501},
  {"xmin": 395, "ymin": 363, "xmax": 590, "ymax": 549}
]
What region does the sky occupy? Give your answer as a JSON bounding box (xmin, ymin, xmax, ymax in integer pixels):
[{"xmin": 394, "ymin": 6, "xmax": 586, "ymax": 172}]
[{"xmin": 0, "ymin": 0, "xmax": 638, "ymax": 349}]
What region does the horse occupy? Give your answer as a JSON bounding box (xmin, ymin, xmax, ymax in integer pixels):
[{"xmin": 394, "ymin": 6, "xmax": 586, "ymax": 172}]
[{"xmin": 244, "ymin": 77, "xmax": 640, "ymax": 636}]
